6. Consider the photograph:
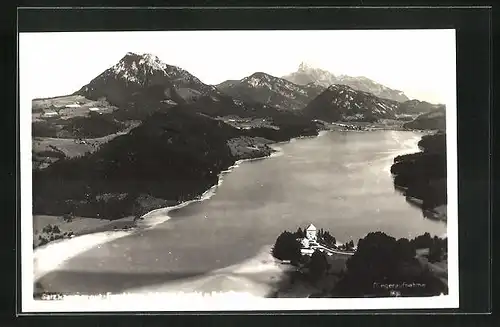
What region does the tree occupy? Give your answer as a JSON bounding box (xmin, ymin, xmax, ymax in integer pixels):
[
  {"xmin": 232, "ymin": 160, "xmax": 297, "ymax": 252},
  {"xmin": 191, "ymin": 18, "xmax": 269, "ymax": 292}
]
[
  {"xmin": 309, "ymin": 250, "xmax": 329, "ymax": 281},
  {"xmin": 295, "ymin": 227, "xmax": 305, "ymax": 238},
  {"xmin": 323, "ymin": 232, "xmax": 336, "ymax": 248},
  {"xmin": 334, "ymin": 231, "xmax": 447, "ymax": 297},
  {"xmin": 410, "ymin": 232, "xmax": 432, "ymax": 249},
  {"xmin": 428, "ymin": 242, "xmax": 444, "ymax": 263},
  {"xmin": 272, "ymin": 231, "xmax": 302, "ymax": 264},
  {"xmin": 52, "ymin": 225, "xmax": 61, "ymax": 234},
  {"xmin": 395, "ymin": 238, "xmax": 416, "ymax": 260},
  {"xmin": 42, "ymin": 225, "xmax": 53, "ymax": 233},
  {"xmin": 62, "ymin": 213, "xmax": 73, "ymax": 223}
]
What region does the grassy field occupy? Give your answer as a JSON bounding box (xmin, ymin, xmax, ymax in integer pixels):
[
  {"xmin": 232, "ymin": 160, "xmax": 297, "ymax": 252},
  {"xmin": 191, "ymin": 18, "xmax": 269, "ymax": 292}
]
[
  {"xmin": 33, "ymin": 137, "xmax": 97, "ymax": 159},
  {"xmin": 32, "ymin": 120, "xmax": 141, "ymax": 169},
  {"xmin": 31, "ymin": 94, "xmax": 127, "ymax": 141},
  {"xmin": 33, "ymin": 120, "xmax": 140, "ymax": 157},
  {"xmin": 32, "ymin": 95, "xmax": 118, "ymax": 120},
  {"xmin": 33, "ymin": 214, "xmax": 137, "ymax": 248}
]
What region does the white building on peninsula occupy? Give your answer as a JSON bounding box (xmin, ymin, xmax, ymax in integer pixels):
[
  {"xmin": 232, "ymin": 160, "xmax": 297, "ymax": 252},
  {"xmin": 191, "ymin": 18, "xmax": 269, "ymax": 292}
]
[
  {"xmin": 305, "ymin": 223, "xmax": 317, "ymax": 241},
  {"xmin": 299, "ymin": 224, "xmax": 319, "ymax": 256},
  {"xmin": 297, "ymin": 223, "xmax": 355, "ymax": 257}
]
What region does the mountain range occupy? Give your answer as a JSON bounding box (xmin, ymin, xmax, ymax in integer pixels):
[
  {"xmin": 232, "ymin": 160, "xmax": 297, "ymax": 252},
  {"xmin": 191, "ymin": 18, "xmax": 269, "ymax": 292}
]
[
  {"xmin": 32, "ymin": 52, "xmax": 446, "ymax": 219},
  {"xmin": 74, "ymin": 52, "xmax": 224, "ymax": 120},
  {"xmin": 77, "ymin": 52, "xmax": 219, "ymax": 103},
  {"xmin": 303, "ymin": 84, "xmax": 400, "ymax": 122},
  {"xmin": 216, "ymin": 72, "xmax": 325, "ymax": 111},
  {"xmin": 282, "ymin": 62, "xmax": 410, "ymax": 103},
  {"xmin": 215, "ymin": 64, "xmax": 443, "ymax": 120},
  {"xmin": 33, "ymin": 53, "xmax": 319, "ymax": 218},
  {"xmin": 36, "ymin": 52, "xmax": 445, "ymax": 128}
]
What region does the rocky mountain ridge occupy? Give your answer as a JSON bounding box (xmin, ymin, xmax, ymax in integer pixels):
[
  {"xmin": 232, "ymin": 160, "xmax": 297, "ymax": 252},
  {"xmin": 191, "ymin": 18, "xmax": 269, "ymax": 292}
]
[
  {"xmin": 217, "ymin": 72, "xmax": 325, "ymax": 111},
  {"xmin": 75, "ymin": 52, "xmax": 221, "ymax": 109},
  {"xmin": 303, "ymin": 84, "xmax": 401, "ymax": 122},
  {"xmin": 283, "ymin": 62, "xmax": 410, "ymax": 103}
]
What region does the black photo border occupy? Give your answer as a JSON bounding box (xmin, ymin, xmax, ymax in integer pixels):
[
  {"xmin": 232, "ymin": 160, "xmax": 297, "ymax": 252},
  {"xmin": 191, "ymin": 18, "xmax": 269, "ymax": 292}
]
[{"xmin": 4, "ymin": 4, "xmax": 493, "ymax": 324}]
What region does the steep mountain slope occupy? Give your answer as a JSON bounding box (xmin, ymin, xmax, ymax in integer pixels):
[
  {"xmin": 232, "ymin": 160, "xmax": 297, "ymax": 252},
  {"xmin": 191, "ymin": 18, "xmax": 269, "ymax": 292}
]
[
  {"xmin": 303, "ymin": 84, "xmax": 400, "ymax": 122},
  {"xmin": 403, "ymin": 107, "xmax": 446, "ymax": 131},
  {"xmin": 75, "ymin": 52, "xmax": 221, "ymax": 111},
  {"xmin": 217, "ymin": 72, "xmax": 325, "ymax": 111},
  {"xmin": 334, "ymin": 75, "xmax": 409, "ymax": 103},
  {"xmin": 283, "ymin": 63, "xmax": 409, "ymax": 103}
]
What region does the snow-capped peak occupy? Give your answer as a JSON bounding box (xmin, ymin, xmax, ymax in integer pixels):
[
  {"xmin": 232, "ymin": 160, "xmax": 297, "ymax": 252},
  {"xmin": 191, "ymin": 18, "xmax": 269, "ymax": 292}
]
[
  {"xmin": 115, "ymin": 52, "xmax": 168, "ymax": 74},
  {"xmin": 78, "ymin": 52, "xmax": 219, "ymax": 102},
  {"xmin": 138, "ymin": 53, "xmax": 167, "ymax": 71},
  {"xmin": 105, "ymin": 52, "xmax": 177, "ymax": 85}
]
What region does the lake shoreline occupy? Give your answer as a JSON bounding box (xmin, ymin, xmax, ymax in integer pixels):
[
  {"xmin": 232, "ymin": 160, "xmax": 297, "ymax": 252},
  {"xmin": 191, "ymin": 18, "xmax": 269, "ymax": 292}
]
[
  {"xmin": 32, "ymin": 126, "xmax": 431, "ymax": 294},
  {"xmin": 32, "ymin": 124, "xmax": 423, "ymax": 253},
  {"xmin": 32, "ymin": 127, "xmax": 334, "ymax": 250},
  {"xmin": 33, "ymin": 128, "xmax": 334, "ymax": 286},
  {"xmin": 390, "ymin": 132, "xmax": 447, "ymax": 222}
]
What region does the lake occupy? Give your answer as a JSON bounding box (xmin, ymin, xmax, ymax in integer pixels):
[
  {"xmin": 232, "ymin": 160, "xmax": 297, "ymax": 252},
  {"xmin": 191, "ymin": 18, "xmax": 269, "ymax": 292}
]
[{"xmin": 36, "ymin": 130, "xmax": 446, "ymax": 294}]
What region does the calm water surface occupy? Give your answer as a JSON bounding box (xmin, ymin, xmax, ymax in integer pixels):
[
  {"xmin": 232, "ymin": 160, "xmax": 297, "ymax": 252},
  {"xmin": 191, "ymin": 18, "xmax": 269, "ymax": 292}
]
[{"xmin": 38, "ymin": 130, "xmax": 446, "ymax": 293}]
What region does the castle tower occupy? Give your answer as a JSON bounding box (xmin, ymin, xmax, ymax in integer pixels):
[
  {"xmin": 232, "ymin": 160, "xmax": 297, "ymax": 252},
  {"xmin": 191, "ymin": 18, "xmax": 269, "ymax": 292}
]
[{"xmin": 306, "ymin": 224, "xmax": 317, "ymax": 241}]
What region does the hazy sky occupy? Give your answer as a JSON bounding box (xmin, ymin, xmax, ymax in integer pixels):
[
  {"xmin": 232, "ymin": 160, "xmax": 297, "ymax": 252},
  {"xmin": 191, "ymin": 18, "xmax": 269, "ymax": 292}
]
[{"xmin": 20, "ymin": 30, "xmax": 455, "ymax": 103}]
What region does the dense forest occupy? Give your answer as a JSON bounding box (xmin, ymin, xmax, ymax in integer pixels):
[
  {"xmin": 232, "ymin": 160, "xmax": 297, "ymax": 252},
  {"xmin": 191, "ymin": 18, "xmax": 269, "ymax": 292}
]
[
  {"xmin": 33, "ymin": 103, "xmax": 319, "ymax": 220},
  {"xmin": 391, "ymin": 132, "xmax": 447, "ymax": 213},
  {"xmin": 271, "ymin": 228, "xmax": 448, "ymax": 298}
]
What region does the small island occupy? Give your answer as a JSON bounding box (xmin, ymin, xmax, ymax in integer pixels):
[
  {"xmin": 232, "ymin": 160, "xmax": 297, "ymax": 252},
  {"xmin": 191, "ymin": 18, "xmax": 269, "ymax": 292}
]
[{"xmin": 270, "ymin": 224, "xmax": 448, "ymax": 298}]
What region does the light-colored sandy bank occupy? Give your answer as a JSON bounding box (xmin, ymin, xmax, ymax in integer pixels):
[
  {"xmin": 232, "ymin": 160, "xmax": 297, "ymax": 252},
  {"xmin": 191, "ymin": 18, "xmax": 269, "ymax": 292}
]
[
  {"xmin": 33, "ymin": 230, "xmax": 132, "ymax": 281},
  {"xmin": 32, "ymin": 209, "xmax": 178, "ymax": 282}
]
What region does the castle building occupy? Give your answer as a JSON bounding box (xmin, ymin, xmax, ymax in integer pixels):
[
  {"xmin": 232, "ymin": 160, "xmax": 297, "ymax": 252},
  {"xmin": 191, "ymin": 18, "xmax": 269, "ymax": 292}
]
[
  {"xmin": 299, "ymin": 224, "xmax": 320, "ymax": 256},
  {"xmin": 306, "ymin": 223, "xmax": 317, "ymax": 241}
]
